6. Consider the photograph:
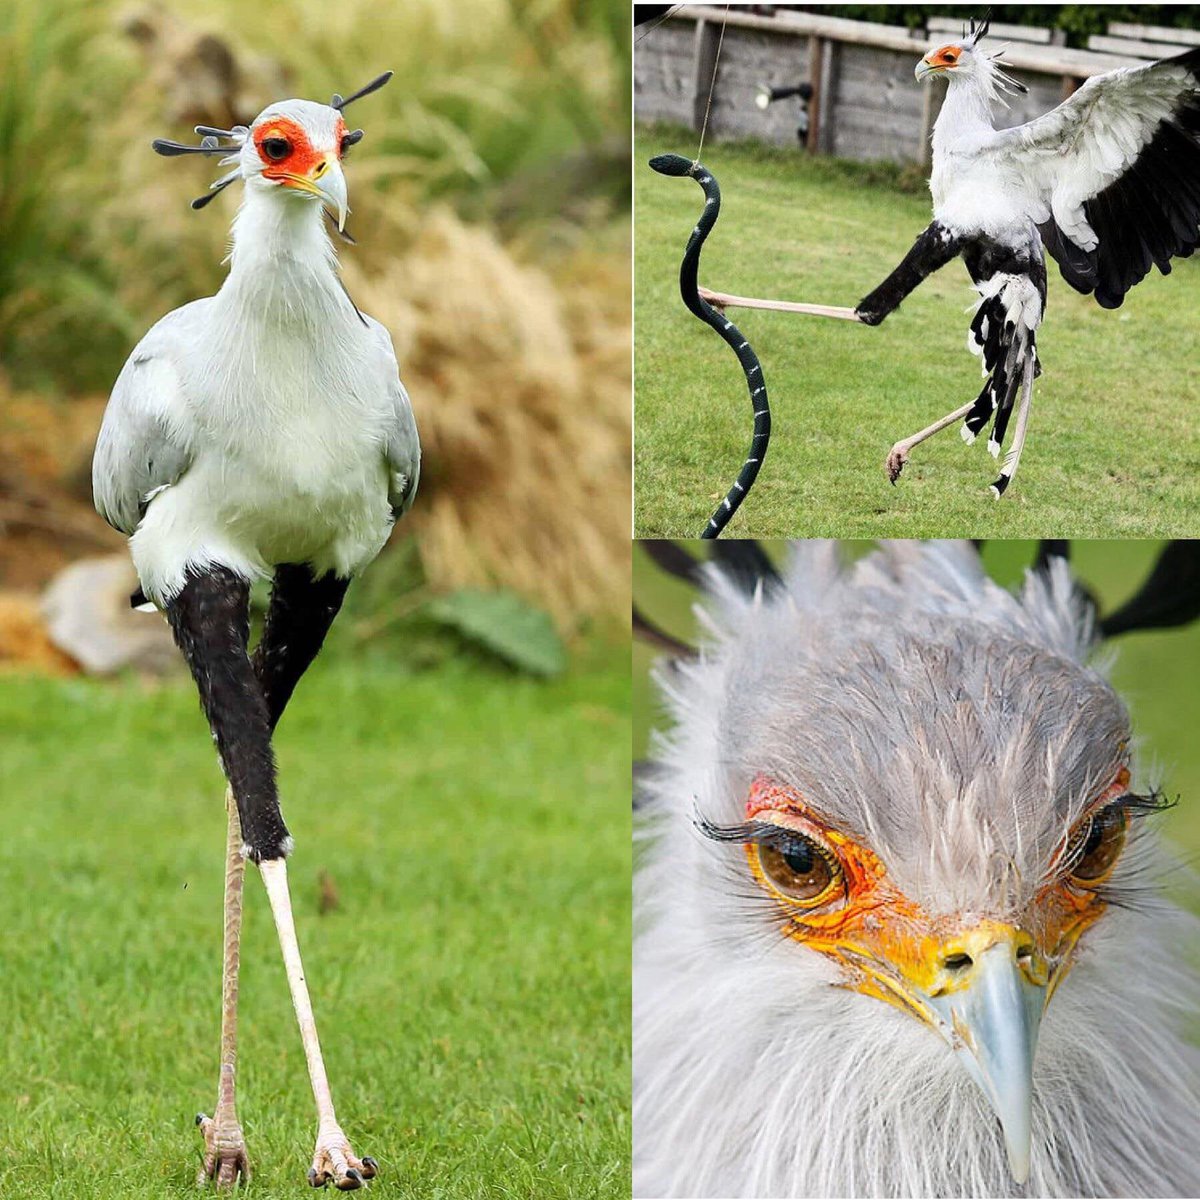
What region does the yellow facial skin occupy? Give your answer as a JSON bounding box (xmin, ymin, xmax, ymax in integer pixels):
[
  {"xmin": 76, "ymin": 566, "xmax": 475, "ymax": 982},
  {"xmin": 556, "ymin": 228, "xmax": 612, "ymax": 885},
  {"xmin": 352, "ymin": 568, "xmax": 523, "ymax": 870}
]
[{"xmin": 742, "ymin": 770, "xmax": 1130, "ymax": 1022}]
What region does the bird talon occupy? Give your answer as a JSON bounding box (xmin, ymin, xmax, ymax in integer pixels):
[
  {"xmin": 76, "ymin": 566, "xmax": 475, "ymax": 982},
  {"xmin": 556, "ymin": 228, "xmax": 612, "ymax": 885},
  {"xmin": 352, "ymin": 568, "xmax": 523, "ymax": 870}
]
[
  {"xmin": 310, "ymin": 1130, "xmax": 375, "ymax": 1191},
  {"xmin": 195, "ymin": 1110, "xmax": 249, "ymax": 1189}
]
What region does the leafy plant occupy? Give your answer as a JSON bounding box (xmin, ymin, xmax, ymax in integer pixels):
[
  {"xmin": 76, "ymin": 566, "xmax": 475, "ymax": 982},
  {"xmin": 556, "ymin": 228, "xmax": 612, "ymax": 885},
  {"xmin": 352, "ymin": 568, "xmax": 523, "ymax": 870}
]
[{"xmin": 429, "ymin": 588, "xmax": 567, "ymax": 676}]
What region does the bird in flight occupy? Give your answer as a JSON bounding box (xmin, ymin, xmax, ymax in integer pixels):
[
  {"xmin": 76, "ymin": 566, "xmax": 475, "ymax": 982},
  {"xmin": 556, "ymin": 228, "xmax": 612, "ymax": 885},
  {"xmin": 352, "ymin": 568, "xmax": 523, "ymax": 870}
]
[
  {"xmin": 854, "ymin": 17, "xmax": 1200, "ymax": 496},
  {"xmin": 92, "ymin": 71, "xmax": 419, "ymax": 1190},
  {"xmin": 634, "ymin": 540, "xmax": 1200, "ymax": 1197}
]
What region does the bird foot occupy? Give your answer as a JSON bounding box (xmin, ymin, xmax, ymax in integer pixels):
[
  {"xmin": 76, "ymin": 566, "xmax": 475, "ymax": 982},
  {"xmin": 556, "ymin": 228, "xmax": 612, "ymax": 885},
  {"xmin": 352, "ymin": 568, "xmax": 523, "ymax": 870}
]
[
  {"xmin": 886, "ymin": 445, "xmax": 909, "ymax": 484},
  {"xmin": 196, "ymin": 1111, "xmax": 250, "ymax": 1189},
  {"xmin": 308, "ymin": 1125, "xmax": 377, "ymax": 1190}
]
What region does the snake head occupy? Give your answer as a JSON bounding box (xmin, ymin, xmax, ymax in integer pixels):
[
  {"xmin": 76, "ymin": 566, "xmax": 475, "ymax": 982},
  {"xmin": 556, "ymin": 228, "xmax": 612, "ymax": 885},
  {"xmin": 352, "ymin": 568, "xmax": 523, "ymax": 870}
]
[{"xmin": 649, "ymin": 153, "xmax": 695, "ymax": 178}]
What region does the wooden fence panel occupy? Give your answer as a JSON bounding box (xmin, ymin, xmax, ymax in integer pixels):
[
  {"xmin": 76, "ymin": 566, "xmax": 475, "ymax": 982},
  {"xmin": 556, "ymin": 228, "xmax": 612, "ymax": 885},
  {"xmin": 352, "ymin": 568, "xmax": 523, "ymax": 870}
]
[{"xmin": 634, "ymin": 8, "xmax": 1151, "ymax": 165}]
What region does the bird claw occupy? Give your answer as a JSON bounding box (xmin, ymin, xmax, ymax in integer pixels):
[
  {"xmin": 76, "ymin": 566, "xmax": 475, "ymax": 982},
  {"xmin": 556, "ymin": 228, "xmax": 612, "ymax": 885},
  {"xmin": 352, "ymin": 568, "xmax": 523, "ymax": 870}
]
[
  {"xmin": 886, "ymin": 446, "xmax": 908, "ymax": 484},
  {"xmin": 196, "ymin": 1111, "xmax": 250, "ymax": 1189},
  {"xmin": 308, "ymin": 1128, "xmax": 377, "ymax": 1190}
]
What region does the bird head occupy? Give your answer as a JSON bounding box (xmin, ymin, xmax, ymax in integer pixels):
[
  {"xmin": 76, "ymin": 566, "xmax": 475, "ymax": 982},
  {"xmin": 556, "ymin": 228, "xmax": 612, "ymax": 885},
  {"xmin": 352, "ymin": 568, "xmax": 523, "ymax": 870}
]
[
  {"xmin": 151, "ymin": 71, "xmax": 393, "ymax": 236},
  {"xmin": 915, "ymin": 13, "xmax": 1027, "ymax": 95},
  {"xmin": 635, "ymin": 543, "xmax": 1198, "ymax": 1197}
]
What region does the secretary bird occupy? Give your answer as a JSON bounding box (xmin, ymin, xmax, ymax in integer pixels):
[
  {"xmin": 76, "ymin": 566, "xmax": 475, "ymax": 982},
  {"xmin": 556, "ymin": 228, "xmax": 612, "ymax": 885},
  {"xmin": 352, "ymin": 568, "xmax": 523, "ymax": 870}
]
[
  {"xmin": 634, "ymin": 540, "xmax": 1200, "ymax": 1198},
  {"xmin": 853, "ymin": 16, "xmax": 1200, "ymax": 495},
  {"xmin": 92, "ymin": 71, "xmax": 419, "ymax": 1190}
]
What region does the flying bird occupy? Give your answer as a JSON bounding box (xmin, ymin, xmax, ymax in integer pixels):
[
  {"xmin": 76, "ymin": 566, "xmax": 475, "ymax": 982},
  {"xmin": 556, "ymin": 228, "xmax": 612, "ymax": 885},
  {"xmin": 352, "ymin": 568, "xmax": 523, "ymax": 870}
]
[
  {"xmin": 854, "ymin": 17, "xmax": 1200, "ymax": 495},
  {"xmin": 93, "ymin": 70, "xmax": 419, "ymax": 1191},
  {"xmin": 634, "ymin": 540, "xmax": 1200, "ymax": 1197}
]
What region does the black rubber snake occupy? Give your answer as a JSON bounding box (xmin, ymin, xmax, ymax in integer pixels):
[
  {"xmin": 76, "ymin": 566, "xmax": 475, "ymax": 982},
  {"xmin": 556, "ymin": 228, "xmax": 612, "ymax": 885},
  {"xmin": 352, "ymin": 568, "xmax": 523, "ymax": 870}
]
[{"xmin": 649, "ymin": 153, "xmax": 770, "ymax": 539}]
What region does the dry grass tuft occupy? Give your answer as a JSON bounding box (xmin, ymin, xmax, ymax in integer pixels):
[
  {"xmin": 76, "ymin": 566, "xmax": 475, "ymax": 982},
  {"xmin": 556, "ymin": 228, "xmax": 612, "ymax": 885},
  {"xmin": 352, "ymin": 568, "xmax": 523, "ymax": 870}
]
[{"xmin": 349, "ymin": 211, "xmax": 629, "ymax": 625}]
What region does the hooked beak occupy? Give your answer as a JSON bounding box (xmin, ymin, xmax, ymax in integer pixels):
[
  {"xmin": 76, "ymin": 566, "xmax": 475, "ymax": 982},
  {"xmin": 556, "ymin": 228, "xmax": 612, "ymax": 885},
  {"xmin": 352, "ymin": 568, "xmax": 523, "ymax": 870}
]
[
  {"xmin": 915, "ymin": 58, "xmax": 942, "ymax": 82},
  {"xmin": 277, "ymin": 155, "xmax": 349, "ymax": 231},
  {"xmin": 918, "ymin": 927, "xmax": 1047, "ymax": 1184}
]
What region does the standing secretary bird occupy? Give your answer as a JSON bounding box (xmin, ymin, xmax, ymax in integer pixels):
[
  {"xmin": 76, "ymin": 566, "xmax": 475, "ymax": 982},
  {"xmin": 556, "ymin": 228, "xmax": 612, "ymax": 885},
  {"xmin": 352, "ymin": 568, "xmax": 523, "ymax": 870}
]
[
  {"xmin": 92, "ymin": 71, "xmax": 418, "ymax": 1190},
  {"xmin": 634, "ymin": 540, "xmax": 1200, "ymax": 1198},
  {"xmin": 852, "ymin": 16, "xmax": 1200, "ymax": 495}
]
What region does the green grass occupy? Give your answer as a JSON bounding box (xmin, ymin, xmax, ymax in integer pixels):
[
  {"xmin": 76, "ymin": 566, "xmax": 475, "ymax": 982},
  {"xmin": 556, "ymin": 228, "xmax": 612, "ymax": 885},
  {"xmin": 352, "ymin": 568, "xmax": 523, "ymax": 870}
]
[
  {"xmin": 0, "ymin": 654, "xmax": 630, "ymax": 1197},
  {"xmin": 634, "ymin": 541, "xmax": 1200, "ymax": 873},
  {"xmin": 634, "ymin": 125, "xmax": 1200, "ymax": 538}
]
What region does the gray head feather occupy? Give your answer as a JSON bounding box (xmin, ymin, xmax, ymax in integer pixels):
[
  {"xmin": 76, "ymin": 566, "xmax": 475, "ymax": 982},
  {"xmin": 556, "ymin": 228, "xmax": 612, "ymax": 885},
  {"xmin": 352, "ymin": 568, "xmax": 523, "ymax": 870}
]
[{"xmin": 635, "ymin": 541, "xmax": 1199, "ymax": 1197}]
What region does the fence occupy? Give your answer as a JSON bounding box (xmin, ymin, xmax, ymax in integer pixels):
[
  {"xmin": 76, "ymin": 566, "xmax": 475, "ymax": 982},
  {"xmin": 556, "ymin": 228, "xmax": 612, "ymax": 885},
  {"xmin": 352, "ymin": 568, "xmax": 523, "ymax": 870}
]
[{"xmin": 635, "ymin": 7, "xmax": 1191, "ymax": 166}]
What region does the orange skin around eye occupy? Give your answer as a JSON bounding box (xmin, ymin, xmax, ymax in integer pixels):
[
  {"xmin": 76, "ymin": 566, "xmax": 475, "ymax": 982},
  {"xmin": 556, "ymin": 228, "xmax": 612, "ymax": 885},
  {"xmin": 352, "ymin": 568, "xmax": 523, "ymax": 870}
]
[
  {"xmin": 743, "ymin": 769, "xmax": 1128, "ymax": 1009},
  {"xmin": 1032, "ymin": 765, "xmax": 1131, "ymax": 996},
  {"xmin": 931, "ymin": 44, "xmax": 962, "ymax": 67},
  {"xmin": 254, "ymin": 115, "xmax": 348, "ymax": 180}
]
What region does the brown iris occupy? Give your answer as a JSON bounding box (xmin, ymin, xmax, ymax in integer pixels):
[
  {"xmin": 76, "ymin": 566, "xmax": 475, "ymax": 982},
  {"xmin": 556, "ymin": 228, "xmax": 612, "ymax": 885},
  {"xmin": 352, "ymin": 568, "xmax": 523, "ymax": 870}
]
[
  {"xmin": 1066, "ymin": 804, "xmax": 1129, "ymax": 883},
  {"xmin": 757, "ymin": 834, "xmax": 840, "ymax": 904}
]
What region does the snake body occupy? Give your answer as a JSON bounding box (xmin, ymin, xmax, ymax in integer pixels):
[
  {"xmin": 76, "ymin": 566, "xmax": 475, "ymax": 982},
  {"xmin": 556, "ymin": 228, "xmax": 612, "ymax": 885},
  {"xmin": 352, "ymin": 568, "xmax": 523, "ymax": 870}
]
[{"xmin": 649, "ymin": 153, "xmax": 770, "ymax": 538}]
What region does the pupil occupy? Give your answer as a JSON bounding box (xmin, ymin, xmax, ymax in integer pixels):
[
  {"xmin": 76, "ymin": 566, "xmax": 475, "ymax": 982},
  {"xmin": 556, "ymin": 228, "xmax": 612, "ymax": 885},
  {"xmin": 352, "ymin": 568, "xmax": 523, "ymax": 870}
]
[
  {"xmin": 782, "ymin": 842, "xmax": 814, "ymax": 876},
  {"xmin": 1082, "ymin": 816, "xmax": 1104, "ymax": 858}
]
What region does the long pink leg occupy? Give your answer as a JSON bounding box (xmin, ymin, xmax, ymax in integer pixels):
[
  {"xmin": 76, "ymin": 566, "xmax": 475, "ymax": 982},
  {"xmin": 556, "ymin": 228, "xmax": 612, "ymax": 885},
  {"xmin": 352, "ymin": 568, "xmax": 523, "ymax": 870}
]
[
  {"xmin": 885, "ymin": 399, "xmax": 977, "ymax": 483},
  {"xmin": 197, "ymin": 788, "xmax": 251, "ymax": 1188},
  {"xmin": 258, "ymin": 859, "xmax": 377, "ymax": 1190}
]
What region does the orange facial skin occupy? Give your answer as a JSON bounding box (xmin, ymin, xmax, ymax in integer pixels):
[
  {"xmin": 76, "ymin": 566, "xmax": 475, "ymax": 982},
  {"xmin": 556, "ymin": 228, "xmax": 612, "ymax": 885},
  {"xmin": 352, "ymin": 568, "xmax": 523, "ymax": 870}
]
[
  {"xmin": 742, "ymin": 769, "xmax": 1129, "ymax": 1016},
  {"xmin": 927, "ymin": 44, "xmax": 963, "ymax": 69},
  {"xmin": 1034, "ymin": 765, "xmax": 1131, "ymax": 1000},
  {"xmin": 253, "ymin": 115, "xmax": 348, "ymax": 181}
]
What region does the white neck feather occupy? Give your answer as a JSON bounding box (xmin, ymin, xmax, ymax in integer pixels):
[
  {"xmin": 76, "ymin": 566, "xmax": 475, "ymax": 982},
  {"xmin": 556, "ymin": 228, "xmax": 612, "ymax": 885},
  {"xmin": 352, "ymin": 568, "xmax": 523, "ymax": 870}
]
[
  {"xmin": 932, "ymin": 70, "xmax": 1000, "ymax": 154},
  {"xmin": 218, "ymin": 187, "xmax": 347, "ymax": 327},
  {"xmin": 635, "ymin": 887, "xmax": 1200, "ymax": 1198}
]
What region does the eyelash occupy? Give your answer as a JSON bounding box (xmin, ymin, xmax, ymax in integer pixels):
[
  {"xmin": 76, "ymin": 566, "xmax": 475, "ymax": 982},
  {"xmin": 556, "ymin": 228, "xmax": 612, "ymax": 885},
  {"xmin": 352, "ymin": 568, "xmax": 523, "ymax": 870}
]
[
  {"xmin": 696, "ymin": 816, "xmax": 839, "ymax": 866},
  {"xmin": 698, "ymin": 793, "xmax": 1172, "ymax": 869},
  {"xmin": 1060, "ymin": 790, "xmax": 1172, "ymax": 873}
]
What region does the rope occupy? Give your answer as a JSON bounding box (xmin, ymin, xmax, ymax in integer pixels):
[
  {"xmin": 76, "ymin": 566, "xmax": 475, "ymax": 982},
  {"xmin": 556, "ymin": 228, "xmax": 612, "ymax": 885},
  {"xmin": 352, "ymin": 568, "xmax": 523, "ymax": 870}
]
[
  {"xmin": 634, "ymin": 5, "xmax": 684, "ymax": 46},
  {"xmin": 694, "ymin": 3, "xmax": 729, "ymax": 164}
]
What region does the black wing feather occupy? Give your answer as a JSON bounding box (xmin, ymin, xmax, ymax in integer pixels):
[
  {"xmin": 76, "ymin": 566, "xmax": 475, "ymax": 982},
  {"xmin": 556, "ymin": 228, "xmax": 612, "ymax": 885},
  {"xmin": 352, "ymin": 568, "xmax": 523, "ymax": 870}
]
[{"xmin": 1041, "ymin": 51, "xmax": 1200, "ymax": 308}]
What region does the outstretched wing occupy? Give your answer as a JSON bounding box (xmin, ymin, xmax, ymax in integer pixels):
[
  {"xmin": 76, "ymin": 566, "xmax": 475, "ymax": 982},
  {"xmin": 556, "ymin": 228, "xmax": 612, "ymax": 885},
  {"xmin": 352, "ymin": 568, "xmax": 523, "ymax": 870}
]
[
  {"xmin": 996, "ymin": 47, "xmax": 1200, "ymax": 307},
  {"xmin": 92, "ymin": 304, "xmax": 202, "ymax": 535},
  {"xmin": 364, "ymin": 316, "xmax": 420, "ymax": 519}
]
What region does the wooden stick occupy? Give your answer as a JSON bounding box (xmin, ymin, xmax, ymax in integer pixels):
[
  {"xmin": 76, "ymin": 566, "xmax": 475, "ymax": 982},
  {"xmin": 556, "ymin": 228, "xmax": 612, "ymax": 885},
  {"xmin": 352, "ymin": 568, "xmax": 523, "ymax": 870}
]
[{"xmin": 698, "ymin": 286, "xmax": 862, "ymax": 321}]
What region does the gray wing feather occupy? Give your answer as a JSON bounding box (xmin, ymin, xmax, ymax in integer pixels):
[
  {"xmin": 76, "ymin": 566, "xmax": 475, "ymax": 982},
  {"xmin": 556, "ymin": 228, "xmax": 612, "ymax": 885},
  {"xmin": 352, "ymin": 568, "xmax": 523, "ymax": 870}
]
[
  {"xmin": 364, "ymin": 316, "xmax": 421, "ymax": 519},
  {"xmin": 92, "ymin": 305, "xmax": 199, "ymax": 535}
]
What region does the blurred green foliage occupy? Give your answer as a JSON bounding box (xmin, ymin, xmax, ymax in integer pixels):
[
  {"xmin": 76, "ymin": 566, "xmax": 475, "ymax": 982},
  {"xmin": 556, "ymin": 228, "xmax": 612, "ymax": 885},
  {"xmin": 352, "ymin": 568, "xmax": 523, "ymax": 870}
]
[{"xmin": 0, "ymin": 0, "xmax": 630, "ymax": 392}]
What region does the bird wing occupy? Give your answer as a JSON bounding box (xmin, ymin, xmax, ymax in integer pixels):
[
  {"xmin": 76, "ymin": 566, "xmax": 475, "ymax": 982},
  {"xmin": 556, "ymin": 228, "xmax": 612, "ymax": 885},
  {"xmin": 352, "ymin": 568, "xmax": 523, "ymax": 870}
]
[
  {"xmin": 993, "ymin": 47, "xmax": 1200, "ymax": 307},
  {"xmin": 363, "ymin": 316, "xmax": 420, "ymax": 518},
  {"xmin": 92, "ymin": 303, "xmax": 204, "ymax": 535}
]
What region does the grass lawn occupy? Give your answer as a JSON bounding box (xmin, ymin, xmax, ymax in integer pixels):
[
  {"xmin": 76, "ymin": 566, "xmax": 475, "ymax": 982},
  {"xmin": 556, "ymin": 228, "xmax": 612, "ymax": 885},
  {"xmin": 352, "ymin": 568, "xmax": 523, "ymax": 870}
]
[
  {"xmin": 0, "ymin": 652, "xmax": 629, "ymax": 1197},
  {"xmin": 634, "ymin": 124, "xmax": 1200, "ymax": 538}
]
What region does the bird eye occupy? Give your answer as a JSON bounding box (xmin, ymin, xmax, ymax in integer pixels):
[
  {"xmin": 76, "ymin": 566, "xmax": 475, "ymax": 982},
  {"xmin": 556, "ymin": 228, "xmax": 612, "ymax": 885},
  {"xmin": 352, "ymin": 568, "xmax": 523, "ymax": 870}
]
[
  {"xmin": 756, "ymin": 832, "xmax": 841, "ymax": 905},
  {"xmin": 1065, "ymin": 804, "xmax": 1128, "ymax": 882},
  {"xmin": 261, "ymin": 137, "xmax": 291, "ymax": 161}
]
